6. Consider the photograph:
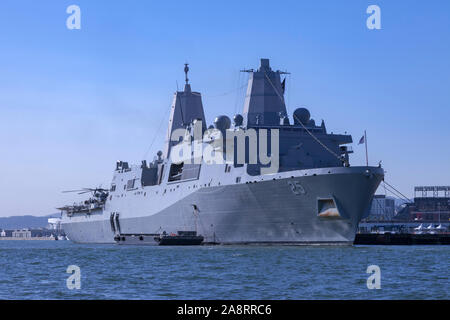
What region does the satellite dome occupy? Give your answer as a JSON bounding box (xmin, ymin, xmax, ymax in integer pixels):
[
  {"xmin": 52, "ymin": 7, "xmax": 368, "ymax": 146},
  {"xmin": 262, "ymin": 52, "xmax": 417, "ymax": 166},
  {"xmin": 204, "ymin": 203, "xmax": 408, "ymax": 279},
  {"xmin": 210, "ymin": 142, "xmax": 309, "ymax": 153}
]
[
  {"xmin": 214, "ymin": 115, "xmax": 231, "ymax": 131},
  {"xmin": 293, "ymin": 108, "xmax": 310, "ymax": 125},
  {"xmin": 233, "ymin": 114, "xmax": 243, "ymax": 127},
  {"xmin": 308, "ymin": 119, "xmax": 316, "ymax": 127}
]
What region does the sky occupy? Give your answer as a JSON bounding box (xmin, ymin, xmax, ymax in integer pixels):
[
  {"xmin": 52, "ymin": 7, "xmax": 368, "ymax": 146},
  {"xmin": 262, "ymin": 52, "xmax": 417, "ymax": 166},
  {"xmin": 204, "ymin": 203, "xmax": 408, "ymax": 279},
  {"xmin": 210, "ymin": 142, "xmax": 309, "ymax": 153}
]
[{"xmin": 0, "ymin": 0, "xmax": 449, "ymax": 217}]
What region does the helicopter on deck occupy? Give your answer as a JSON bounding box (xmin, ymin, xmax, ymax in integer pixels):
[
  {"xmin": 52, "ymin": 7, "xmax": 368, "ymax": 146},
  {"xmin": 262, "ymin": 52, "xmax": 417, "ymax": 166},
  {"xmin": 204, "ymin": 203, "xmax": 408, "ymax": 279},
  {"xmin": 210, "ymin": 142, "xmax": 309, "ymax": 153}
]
[{"xmin": 58, "ymin": 187, "xmax": 109, "ymax": 216}]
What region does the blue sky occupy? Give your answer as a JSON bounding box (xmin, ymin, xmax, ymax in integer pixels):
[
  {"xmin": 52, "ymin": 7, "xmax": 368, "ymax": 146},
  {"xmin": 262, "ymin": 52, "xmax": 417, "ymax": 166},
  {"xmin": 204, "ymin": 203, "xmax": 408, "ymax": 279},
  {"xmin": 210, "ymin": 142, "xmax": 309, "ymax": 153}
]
[{"xmin": 0, "ymin": 0, "xmax": 449, "ymax": 216}]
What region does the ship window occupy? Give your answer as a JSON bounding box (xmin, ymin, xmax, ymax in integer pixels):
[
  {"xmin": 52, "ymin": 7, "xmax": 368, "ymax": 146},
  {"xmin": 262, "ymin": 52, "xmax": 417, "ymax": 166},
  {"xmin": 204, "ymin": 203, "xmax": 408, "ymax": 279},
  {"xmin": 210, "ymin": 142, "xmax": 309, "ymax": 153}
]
[
  {"xmin": 141, "ymin": 167, "xmax": 158, "ymax": 186},
  {"xmin": 127, "ymin": 179, "xmax": 135, "ymax": 190},
  {"xmin": 236, "ymin": 177, "xmax": 241, "ymax": 183},
  {"xmin": 168, "ymin": 162, "xmax": 184, "ymax": 182}
]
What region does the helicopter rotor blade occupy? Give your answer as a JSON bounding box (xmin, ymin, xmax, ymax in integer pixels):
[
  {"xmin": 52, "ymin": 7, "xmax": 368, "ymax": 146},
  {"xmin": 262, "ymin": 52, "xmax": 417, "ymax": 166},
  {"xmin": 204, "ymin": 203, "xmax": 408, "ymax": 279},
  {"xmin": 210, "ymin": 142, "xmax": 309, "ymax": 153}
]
[
  {"xmin": 78, "ymin": 191, "xmax": 92, "ymax": 195},
  {"xmin": 62, "ymin": 189, "xmax": 86, "ymax": 193},
  {"xmin": 63, "ymin": 187, "xmax": 109, "ymax": 194}
]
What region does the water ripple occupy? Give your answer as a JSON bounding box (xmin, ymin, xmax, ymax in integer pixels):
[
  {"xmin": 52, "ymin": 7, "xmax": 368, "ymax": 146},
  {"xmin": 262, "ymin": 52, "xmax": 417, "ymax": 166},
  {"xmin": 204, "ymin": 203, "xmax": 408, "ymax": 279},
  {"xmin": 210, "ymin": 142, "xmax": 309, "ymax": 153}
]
[{"xmin": 0, "ymin": 241, "xmax": 448, "ymax": 299}]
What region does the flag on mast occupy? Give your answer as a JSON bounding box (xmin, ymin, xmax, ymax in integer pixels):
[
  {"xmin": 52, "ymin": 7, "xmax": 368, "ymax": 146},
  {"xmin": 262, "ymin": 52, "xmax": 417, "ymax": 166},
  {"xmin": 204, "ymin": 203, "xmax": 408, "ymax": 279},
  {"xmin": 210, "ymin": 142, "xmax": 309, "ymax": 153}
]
[
  {"xmin": 358, "ymin": 135, "xmax": 365, "ymax": 145},
  {"xmin": 358, "ymin": 130, "xmax": 369, "ymax": 166}
]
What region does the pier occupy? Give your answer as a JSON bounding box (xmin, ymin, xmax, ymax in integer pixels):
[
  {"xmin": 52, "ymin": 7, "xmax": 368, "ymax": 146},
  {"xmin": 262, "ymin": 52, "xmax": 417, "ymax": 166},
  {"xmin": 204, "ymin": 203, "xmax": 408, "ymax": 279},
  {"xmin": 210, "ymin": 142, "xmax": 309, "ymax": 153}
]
[{"xmin": 355, "ymin": 233, "xmax": 450, "ymax": 245}]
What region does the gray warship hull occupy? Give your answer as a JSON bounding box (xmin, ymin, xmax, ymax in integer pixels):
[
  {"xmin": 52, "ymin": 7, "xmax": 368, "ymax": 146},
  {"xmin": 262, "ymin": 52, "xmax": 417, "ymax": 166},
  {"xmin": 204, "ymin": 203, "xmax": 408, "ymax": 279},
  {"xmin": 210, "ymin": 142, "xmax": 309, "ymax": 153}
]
[{"xmin": 62, "ymin": 166, "xmax": 383, "ymax": 245}]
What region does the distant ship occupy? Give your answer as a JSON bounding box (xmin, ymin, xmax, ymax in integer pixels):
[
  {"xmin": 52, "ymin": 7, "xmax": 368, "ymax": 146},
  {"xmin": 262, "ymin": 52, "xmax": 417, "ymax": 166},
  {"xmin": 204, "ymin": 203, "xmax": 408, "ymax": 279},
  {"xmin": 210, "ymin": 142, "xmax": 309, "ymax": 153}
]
[{"xmin": 59, "ymin": 59, "xmax": 384, "ymax": 245}]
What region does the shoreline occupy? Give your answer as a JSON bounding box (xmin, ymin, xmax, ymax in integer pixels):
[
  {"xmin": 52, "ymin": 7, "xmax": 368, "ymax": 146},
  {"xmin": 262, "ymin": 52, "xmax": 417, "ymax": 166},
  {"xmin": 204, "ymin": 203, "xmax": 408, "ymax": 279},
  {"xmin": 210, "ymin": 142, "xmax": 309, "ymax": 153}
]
[{"xmin": 0, "ymin": 237, "xmax": 57, "ymax": 241}]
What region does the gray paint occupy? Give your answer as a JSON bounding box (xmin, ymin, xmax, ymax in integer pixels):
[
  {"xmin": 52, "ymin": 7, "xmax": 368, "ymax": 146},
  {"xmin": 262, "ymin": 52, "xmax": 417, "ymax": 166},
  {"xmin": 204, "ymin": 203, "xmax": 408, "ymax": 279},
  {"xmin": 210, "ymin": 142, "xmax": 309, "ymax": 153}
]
[
  {"xmin": 164, "ymin": 83, "xmax": 206, "ymax": 158},
  {"xmin": 243, "ymin": 59, "xmax": 288, "ymax": 127}
]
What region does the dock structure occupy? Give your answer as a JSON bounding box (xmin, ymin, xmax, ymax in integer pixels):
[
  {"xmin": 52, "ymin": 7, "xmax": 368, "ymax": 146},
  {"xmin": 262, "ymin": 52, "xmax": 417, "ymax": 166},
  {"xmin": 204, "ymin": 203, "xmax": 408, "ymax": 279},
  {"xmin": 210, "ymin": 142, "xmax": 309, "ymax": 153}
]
[
  {"xmin": 355, "ymin": 233, "xmax": 450, "ymax": 245},
  {"xmin": 0, "ymin": 237, "xmax": 55, "ymax": 241}
]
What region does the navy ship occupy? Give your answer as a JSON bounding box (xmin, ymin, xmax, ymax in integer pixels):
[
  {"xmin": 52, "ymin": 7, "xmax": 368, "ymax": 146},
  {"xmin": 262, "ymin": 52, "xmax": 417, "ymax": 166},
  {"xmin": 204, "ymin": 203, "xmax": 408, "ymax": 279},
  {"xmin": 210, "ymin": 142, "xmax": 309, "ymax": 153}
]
[{"xmin": 60, "ymin": 59, "xmax": 384, "ymax": 245}]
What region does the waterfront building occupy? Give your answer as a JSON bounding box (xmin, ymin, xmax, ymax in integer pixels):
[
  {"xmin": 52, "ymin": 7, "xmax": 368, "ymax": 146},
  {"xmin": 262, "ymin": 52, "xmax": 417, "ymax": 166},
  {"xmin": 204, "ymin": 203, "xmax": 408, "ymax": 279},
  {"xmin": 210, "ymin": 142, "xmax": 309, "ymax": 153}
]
[
  {"xmin": 12, "ymin": 229, "xmax": 31, "ymax": 238},
  {"xmin": 394, "ymin": 186, "xmax": 450, "ymax": 222},
  {"xmin": 364, "ymin": 195, "xmax": 396, "ymax": 221}
]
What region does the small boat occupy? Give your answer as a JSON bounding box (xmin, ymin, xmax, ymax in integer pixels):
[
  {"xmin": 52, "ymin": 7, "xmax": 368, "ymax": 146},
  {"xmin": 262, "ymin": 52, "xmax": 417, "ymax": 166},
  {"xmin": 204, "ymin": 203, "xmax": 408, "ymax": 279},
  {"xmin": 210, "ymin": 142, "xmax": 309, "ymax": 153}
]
[{"xmin": 154, "ymin": 231, "xmax": 204, "ymax": 246}]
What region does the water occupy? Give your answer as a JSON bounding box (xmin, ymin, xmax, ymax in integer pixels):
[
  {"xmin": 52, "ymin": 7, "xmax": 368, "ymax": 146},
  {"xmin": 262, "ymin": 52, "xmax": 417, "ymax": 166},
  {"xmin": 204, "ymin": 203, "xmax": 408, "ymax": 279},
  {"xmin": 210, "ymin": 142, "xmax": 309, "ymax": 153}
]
[{"xmin": 0, "ymin": 240, "xmax": 448, "ymax": 299}]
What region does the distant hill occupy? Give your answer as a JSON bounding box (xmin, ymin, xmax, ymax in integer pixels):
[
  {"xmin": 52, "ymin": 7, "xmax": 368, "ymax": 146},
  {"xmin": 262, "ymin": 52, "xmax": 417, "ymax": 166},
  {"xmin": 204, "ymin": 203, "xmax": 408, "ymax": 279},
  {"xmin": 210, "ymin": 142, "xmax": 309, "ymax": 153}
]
[{"xmin": 0, "ymin": 213, "xmax": 60, "ymax": 230}]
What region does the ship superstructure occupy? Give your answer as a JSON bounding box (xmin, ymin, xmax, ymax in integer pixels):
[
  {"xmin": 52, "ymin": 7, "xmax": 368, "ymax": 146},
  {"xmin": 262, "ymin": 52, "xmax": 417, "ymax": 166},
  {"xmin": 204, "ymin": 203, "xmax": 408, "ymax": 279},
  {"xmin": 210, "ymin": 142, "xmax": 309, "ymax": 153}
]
[{"xmin": 60, "ymin": 59, "xmax": 384, "ymax": 245}]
